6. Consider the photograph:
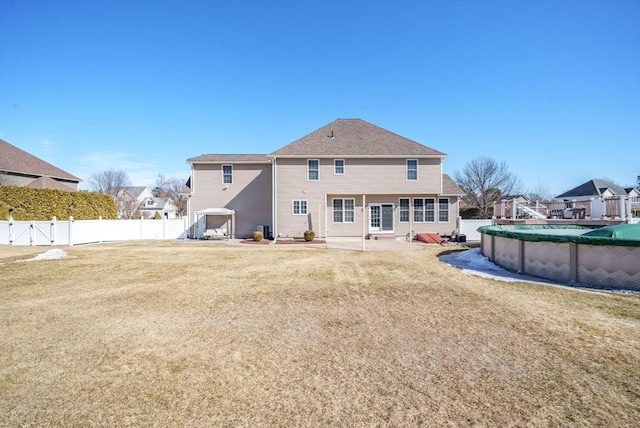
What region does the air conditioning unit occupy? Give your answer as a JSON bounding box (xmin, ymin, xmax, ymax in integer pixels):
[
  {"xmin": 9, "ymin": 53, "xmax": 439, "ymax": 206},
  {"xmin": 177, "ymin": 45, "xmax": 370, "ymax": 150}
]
[{"xmin": 257, "ymin": 225, "xmax": 270, "ymax": 239}]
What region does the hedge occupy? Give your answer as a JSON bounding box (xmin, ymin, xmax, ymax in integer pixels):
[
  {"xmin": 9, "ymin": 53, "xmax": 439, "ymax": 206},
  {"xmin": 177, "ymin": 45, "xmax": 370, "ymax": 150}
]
[{"xmin": 0, "ymin": 184, "xmax": 117, "ymax": 220}]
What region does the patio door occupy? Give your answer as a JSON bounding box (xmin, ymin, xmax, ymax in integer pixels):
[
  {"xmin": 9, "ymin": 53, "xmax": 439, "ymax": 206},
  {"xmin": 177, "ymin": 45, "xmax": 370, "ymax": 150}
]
[{"xmin": 369, "ymin": 204, "xmax": 394, "ymax": 233}]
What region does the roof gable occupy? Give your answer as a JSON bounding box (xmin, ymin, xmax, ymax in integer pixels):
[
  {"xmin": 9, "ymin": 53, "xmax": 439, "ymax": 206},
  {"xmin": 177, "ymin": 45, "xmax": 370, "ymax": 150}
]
[
  {"xmin": 271, "ymin": 119, "xmax": 446, "ymax": 157},
  {"xmin": 0, "ymin": 139, "xmax": 81, "ymax": 182}
]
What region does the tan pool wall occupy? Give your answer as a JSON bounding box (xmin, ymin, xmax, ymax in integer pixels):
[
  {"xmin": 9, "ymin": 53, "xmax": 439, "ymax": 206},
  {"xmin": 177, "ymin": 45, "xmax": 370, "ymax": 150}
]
[{"xmin": 481, "ymin": 234, "xmax": 640, "ymax": 290}]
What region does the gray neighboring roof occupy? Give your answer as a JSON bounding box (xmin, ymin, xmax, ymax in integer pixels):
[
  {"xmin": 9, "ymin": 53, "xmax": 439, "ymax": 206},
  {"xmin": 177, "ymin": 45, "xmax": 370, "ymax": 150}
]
[
  {"xmin": 556, "ymin": 179, "xmax": 628, "ymax": 199},
  {"xmin": 0, "ymin": 139, "xmax": 81, "ymax": 182},
  {"xmin": 271, "ymin": 119, "xmax": 446, "ymax": 157},
  {"xmin": 187, "ymin": 154, "xmax": 270, "ymax": 164},
  {"xmin": 442, "ymin": 174, "xmax": 465, "ymax": 195},
  {"xmin": 121, "ymin": 186, "xmax": 149, "ymax": 199}
]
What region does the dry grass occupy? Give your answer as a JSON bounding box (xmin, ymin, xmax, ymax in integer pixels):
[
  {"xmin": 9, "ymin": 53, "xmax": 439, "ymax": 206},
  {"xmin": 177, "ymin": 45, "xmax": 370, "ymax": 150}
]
[{"xmin": 1, "ymin": 241, "xmax": 639, "ymax": 427}]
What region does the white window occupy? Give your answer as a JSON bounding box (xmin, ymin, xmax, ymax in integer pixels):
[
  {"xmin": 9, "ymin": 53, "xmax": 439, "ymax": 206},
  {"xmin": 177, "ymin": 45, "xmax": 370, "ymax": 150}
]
[
  {"xmin": 406, "ymin": 159, "xmax": 418, "ymax": 181},
  {"xmin": 222, "ymin": 165, "xmax": 233, "ymax": 184},
  {"xmin": 439, "ymin": 198, "xmax": 449, "ymax": 222},
  {"xmin": 292, "ymin": 200, "xmax": 308, "ymax": 215},
  {"xmin": 413, "ymin": 198, "xmax": 435, "ymax": 222},
  {"xmin": 308, "ymin": 159, "xmax": 319, "ymax": 181},
  {"xmin": 333, "ymin": 198, "xmax": 355, "ymax": 223},
  {"xmin": 334, "ymin": 159, "xmax": 345, "ymax": 175},
  {"xmin": 399, "ymin": 198, "xmax": 410, "ymax": 222}
]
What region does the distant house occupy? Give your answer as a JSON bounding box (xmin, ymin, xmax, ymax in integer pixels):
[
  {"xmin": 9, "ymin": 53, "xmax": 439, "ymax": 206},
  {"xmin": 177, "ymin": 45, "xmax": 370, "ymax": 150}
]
[
  {"xmin": 186, "ymin": 119, "xmax": 465, "ymax": 239},
  {"xmin": 0, "ymin": 139, "xmax": 81, "ymax": 191},
  {"xmin": 556, "ymin": 178, "xmax": 640, "ymax": 219},
  {"xmin": 556, "ymin": 179, "xmax": 631, "ymax": 201},
  {"xmin": 116, "ymin": 186, "xmax": 178, "ymax": 219}
]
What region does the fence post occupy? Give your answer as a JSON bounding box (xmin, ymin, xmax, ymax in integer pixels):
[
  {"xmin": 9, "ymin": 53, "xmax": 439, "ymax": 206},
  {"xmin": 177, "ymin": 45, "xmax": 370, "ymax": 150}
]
[
  {"xmin": 140, "ymin": 216, "xmax": 144, "ymax": 240},
  {"xmin": 8, "ymin": 218, "xmax": 14, "ymax": 245},
  {"xmin": 51, "ymin": 216, "xmax": 57, "ymax": 246},
  {"xmin": 162, "ymin": 215, "xmax": 166, "ymax": 239},
  {"xmin": 68, "ymin": 216, "xmax": 74, "ymax": 246},
  {"xmin": 30, "ymin": 221, "xmax": 35, "ymax": 246}
]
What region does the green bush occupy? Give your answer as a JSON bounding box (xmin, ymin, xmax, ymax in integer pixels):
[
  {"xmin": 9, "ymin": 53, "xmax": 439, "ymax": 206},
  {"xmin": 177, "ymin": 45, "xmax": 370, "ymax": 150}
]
[
  {"xmin": 0, "ymin": 184, "xmax": 117, "ymax": 220},
  {"xmin": 303, "ymin": 230, "xmax": 315, "ymax": 241},
  {"xmin": 253, "ymin": 231, "xmax": 263, "ymax": 241}
]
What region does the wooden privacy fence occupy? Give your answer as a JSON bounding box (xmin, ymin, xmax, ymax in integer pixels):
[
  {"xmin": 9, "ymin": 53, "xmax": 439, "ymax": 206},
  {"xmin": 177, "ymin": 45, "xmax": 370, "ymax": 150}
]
[{"xmin": 0, "ymin": 217, "xmax": 189, "ymax": 246}]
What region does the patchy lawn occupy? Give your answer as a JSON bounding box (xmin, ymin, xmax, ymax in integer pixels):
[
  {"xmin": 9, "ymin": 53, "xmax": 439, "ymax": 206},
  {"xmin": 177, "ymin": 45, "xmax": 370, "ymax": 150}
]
[{"xmin": 1, "ymin": 241, "xmax": 639, "ymax": 426}]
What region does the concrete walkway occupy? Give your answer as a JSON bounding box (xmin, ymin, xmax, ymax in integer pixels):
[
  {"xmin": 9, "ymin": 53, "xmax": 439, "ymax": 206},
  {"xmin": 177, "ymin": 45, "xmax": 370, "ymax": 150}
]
[{"xmin": 325, "ymin": 237, "xmax": 424, "ymax": 251}]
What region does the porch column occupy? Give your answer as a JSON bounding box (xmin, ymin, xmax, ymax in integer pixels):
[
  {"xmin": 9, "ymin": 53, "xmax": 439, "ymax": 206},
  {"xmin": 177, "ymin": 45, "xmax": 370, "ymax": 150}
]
[{"xmin": 362, "ymin": 195, "xmax": 366, "ymax": 252}]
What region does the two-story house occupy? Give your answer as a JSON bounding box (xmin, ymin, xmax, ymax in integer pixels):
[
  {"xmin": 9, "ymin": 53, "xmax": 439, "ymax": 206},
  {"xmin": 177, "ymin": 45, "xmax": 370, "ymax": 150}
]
[{"xmin": 186, "ymin": 119, "xmax": 464, "ymax": 239}]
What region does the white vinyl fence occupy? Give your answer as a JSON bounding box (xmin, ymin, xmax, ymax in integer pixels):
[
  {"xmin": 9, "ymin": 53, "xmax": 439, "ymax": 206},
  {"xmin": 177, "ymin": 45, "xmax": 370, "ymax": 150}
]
[
  {"xmin": 0, "ymin": 217, "xmax": 189, "ymax": 246},
  {"xmin": 458, "ymin": 218, "xmax": 493, "ymax": 241}
]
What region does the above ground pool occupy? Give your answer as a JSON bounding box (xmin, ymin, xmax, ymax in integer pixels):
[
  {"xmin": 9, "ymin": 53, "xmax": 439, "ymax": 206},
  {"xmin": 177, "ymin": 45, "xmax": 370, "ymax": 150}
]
[{"xmin": 477, "ymin": 224, "xmax": 640, "ymax": 291}]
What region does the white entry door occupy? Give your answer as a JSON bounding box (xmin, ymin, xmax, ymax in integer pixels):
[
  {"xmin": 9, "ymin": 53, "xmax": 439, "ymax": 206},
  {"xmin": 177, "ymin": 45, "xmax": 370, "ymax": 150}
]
[{"xmin": 369, "ymin": 204, "xmax": 394, "ymax": 233}]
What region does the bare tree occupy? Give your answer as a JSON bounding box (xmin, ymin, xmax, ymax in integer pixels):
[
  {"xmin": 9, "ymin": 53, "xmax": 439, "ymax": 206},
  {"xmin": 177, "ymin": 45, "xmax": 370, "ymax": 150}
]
[
  {"xmin": 454, "ymin": 157, "xmax": 524, "ymax": 218},
  {"xmin": 88, "ymin": 169, "xmax": 131, "ymax": 197},
  {"xmin": 152, "ymin": 173, "xmax": 188, "ymax": 217},
  {"xmin": 526, "ymin": 179, "xmax": 553, "ymax": 202}
]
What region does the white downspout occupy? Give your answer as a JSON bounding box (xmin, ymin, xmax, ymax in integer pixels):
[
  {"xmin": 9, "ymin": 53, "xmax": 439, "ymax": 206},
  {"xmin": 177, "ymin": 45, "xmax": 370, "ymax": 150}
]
[{"xmin": 272, "ymin": 157, "xmax": 277, "ymax": 243}]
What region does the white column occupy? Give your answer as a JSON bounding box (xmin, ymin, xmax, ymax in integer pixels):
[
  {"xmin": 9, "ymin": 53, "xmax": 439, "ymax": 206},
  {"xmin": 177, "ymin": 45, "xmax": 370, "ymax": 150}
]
[{"xmin": 362, "ymin": 195, "xmax": 366, "ymax": 252}]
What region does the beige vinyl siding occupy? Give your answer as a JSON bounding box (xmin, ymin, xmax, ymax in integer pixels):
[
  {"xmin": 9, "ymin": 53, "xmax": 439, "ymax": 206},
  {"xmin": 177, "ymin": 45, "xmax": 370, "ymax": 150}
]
[
  {"xmin": 190, "ymin": 163, "xmax": 272, "ymax": 238},
  {"xmin": 275, "ymin": 157, "xmax": 454, "ymax": 237}
]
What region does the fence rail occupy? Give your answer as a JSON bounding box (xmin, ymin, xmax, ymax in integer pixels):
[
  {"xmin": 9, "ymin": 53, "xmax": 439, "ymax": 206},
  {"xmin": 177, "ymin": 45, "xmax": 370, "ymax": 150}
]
[
  {"xmin": 493, "ymin": 196, "xmax": 635, "ymax": 221},
  {"xmin": 0, "ymin": 217, "xmax": 189, "ymax": 246}
]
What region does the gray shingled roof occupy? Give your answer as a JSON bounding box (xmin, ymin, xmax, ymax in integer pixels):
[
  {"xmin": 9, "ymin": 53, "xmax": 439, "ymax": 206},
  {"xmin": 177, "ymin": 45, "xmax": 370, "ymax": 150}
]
[
  {"xmin": 187, "ymin": 154, "xmax": 270, "ymax": 163},
  {"xmin": 271, "ymin": 119, "xmax": 446, "ymax": 157},
  {"xmin": 442, "ymin": 174, "xmax": 465, "ymax": 195},
  {"xmin": 0, "ymin": 139, "xmax": 81, "ymax": 182},
  {"xmin": 556, "ymin": 179, "xmax": 628, "ymax": 199}
]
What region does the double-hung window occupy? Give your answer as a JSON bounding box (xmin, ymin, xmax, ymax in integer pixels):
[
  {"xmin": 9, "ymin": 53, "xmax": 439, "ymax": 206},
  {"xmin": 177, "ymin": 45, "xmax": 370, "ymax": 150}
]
[
  {"xmin": 333, "ymin": 198, "xmax": 355, "ymax": 223},
  {"xmin": 406, "ymin": 159, "xmax": 418, "ymax": 181},
  {"xmin": 308, "ymin": 159, "xmax": 319, "ymax": 181},
  {"xmin": 222, "ymin": 165, "xmax": 233, "ymax": 184},
  {"xmin": 413, "ymin": 198, "xmax": 435, "ymax": 222},
  {"xmin": 439, "ymin": 198, "xmax": 449, "ymax": 222},
  {"xmin": 334, "ymin": 159, "xmax": 345, "ymax": 175},
  {"xmin": 399, "ymin": 198, "xmax": 410, "ymax": 222},
  {"xmin": 292, "ymin": 200, "xmax": 308, "ymax": 215}
]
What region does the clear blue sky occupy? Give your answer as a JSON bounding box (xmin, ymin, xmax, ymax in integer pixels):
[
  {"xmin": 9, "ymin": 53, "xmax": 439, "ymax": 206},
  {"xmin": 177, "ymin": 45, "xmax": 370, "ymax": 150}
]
[{"xmin": 1, "ymin": 0, "xmax": 639, "ymax": 196}]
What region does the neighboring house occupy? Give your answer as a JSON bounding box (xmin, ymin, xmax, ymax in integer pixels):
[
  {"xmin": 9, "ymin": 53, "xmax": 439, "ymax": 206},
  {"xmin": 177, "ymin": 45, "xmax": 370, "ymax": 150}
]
[
  {"xmin": 186, "ymin": 119, "xmax": 465, "ymax": 239},
  {"xmin": 0, "ymin": 139, "xmax": 81, "ymax": 191},
  {"xmin": 116, "ymin": 186, "xmax": 178, "ymax": 219},
  {"xmin": 139, "ymin": 197, "xmax": 178, "ymax": 219},
  {"xmin": 555, "ymin": 179, "xmax": 630, "ymax": 201},
  {"xmin": 556, "ymin": 178, "xmax": 640, "ymax": 219},
  {"xmin": 116, "ymin": 186, "xmax": 154, "ymax": 218}
]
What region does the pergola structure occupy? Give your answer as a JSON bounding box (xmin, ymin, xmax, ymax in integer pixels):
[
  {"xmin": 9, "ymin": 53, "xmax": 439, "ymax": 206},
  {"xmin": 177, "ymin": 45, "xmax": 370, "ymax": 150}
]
[{"xmin": 195, "ymin": 208, "xmax": 236, "ymax": 240}]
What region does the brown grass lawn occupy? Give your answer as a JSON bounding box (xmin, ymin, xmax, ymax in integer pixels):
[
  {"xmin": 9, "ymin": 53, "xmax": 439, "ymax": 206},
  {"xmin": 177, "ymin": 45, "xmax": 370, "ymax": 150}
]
[{"xmin": 1, "ymin": 241, "xmax": 639, "ymax": 427}]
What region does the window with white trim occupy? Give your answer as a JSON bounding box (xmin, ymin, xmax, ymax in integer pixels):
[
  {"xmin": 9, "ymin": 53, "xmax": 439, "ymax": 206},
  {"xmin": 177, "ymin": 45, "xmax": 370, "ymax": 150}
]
[
  {"xmin": 292, "ymin": 200, "xmax": 308, "ymax": 215},
  {"xmin": 222, "ymin": 165, "xmax": 233, "ymax": 184},
  {"xmin": 406, "ymin": 159, "xmax": 418, "ymax": 180},
  {"xmin": 439, "ymin": 198, "xmax": 449, "ymax": 222},
  {"xmin": 413, "ymin": 198, "xmax": 435, "ymax": 222},
  {"xmin": 334, "ymin": 159, "xmax": 345, "ymax": 175},
  {"xmin": 308, "ymin": 159, "xmax": 319, "ymax": 181},
  {"xmin": 332, "ymin": 198, "xmax": 355, "ymax": 223},
  {"xmin": 399, "ymin": 198, "xmax": 410, "ymax": 222}
]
